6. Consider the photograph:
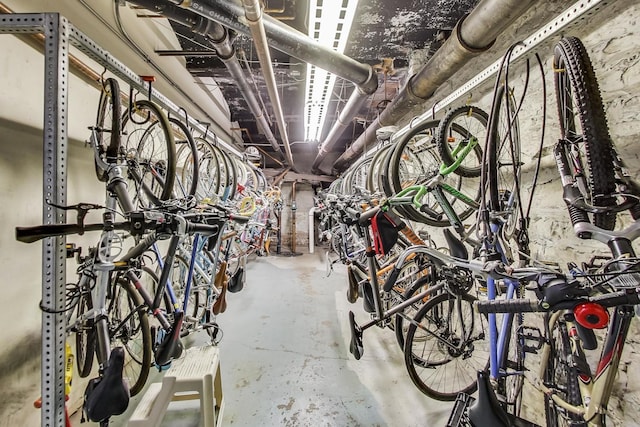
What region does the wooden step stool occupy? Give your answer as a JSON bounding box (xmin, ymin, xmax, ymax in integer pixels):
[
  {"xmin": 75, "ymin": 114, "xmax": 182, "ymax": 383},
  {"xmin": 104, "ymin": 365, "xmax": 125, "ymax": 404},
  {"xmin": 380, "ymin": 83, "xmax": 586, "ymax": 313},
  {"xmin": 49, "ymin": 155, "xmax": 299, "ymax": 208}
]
[{"xmin": 128, "ymin": 346, "xmax": 224, "ymax": 427}]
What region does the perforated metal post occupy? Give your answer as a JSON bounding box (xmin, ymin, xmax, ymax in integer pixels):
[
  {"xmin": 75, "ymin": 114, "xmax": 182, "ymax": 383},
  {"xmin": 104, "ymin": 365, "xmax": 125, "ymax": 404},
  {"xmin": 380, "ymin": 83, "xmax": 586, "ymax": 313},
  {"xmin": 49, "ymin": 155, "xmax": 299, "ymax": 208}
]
[
  {"xmin": 0, "ymin": 12, "xmax": 69, "ymax": 427},
  {"xmin": 41, "ymin": 13, "xmax": 69, "ymax": 427}
]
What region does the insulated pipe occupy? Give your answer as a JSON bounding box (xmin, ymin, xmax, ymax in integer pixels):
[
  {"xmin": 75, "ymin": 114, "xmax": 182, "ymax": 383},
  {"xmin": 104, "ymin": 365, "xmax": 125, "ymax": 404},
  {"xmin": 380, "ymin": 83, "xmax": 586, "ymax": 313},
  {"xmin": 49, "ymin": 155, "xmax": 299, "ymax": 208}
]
[
  {"xmin": 331, "ymin": 0, "xmax": 536, "ymax": 173},
  {"xmin": 311, "ymin": 87, "xmax": 369, "ymax": 173},
  {"xmin": 168, "ymin": 0, "xmax": 378, "ymax": 95},
  {"xmin": 242, "ymin": 0, "xmax": 295, "ymax": 169},
  {"xmin": 308, "ymin": 207, "xmax": 317, "ymax": 254},
  {"xmin": 128, "ymin": 0, "xmax": 285, "ymax": 158}
]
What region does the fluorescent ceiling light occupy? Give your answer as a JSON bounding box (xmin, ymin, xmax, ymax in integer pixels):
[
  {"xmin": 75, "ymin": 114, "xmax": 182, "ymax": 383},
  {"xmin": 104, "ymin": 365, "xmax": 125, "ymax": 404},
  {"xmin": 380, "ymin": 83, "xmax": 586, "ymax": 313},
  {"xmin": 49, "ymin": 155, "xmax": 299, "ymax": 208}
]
[{"xmin": 304, "ymin": 0, "xmax": 359, "ymax": 143}]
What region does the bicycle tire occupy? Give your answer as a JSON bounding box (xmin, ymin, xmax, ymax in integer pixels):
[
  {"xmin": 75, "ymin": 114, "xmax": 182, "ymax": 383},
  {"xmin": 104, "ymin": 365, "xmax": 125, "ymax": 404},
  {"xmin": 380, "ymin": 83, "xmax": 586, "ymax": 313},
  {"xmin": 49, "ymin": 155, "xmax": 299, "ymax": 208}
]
[
  {"xmin": 554, "ymin": 36, "xmax": 617, "ymax": 230},
  {"xmin": 487, "ymin": 84, "xmax": 525, "ymax": 265},
  {"xmin": 170, "ymin": 117, "xmax": 199, "ymax": 198},
  {"xmin": 404, "ymin": 292, "xmax": 489, "ymax": 401},
  {"xmin": 108, "ymin": 277, "xmax": 152, "ymax": 396},
  {"xmin": 544, "ymin": 313, "xmax": 586, "ymax": 427},
  {"xmin": 436, "ymin": 105, "xmax": 487, "ymax": 178},
  {"xmin": 121, "ymin": 99, "xmax": 176, "ymax": 205},
  {"xmin": 94, "ymin": 78, "xmax": 122, "ymax": 182},
  {"xmin": 75, "ymin": 291, "xmax": 96, "ymax": 378}
]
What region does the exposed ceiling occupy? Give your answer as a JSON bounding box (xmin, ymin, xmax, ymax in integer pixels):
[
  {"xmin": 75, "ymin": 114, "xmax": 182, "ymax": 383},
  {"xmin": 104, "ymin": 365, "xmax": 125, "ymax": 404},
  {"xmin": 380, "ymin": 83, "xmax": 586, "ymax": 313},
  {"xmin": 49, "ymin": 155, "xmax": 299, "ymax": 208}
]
[{"xmin": 165, "ymin": 0, "xmax": 479, "ymax": 172}]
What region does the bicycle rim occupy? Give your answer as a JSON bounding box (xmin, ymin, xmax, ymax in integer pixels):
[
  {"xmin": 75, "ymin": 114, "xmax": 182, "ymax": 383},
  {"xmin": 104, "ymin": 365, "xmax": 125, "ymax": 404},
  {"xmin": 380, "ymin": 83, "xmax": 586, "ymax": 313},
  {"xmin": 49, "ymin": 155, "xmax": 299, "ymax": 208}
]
[
  {"xmin": 121, "ymin": 100, "xmax": 176, "ymax": 206},
  {"xmin": 170, "ymin": 117, "xmax": 199, "ymax": 198},
  {"xmin": 195, "ymin": 138, "xmax": 221, "ymax": 200},
  {"xmin": 554, "ymin": 36, "xmax": 617, "ymax": 230}
]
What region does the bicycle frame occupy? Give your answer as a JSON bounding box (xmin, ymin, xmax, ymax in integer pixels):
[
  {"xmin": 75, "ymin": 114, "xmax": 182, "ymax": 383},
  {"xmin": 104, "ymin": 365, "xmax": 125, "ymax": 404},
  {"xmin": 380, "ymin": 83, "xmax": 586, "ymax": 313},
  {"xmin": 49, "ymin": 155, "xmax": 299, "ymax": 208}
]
[{"xmin": 534, "ymin": 223, "xmax": 640, "ymax": 426}]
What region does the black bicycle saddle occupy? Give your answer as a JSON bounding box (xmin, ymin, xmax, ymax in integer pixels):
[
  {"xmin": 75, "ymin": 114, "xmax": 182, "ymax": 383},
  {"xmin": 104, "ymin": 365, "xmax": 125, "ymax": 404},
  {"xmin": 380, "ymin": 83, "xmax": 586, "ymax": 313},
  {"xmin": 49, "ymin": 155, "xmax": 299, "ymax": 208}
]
[
  {"xmin": 468, "ymin": 370, "xmax": 511, "ymax": 427},
  {"xmin": 443, "ymin": 228, "xmax": 469, "ymax": 260},
  {"xmin": 84, "ymin": 346, "xmax": 130, "ymax": 423}
]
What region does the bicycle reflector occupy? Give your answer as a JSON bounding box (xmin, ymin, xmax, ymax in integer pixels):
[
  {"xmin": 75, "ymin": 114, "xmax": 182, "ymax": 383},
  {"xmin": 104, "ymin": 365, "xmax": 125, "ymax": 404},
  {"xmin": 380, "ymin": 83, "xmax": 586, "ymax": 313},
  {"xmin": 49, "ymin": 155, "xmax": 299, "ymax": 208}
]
[{"xmin": 574, "ymin": 302, "xmax": 609, "ymax": 329}]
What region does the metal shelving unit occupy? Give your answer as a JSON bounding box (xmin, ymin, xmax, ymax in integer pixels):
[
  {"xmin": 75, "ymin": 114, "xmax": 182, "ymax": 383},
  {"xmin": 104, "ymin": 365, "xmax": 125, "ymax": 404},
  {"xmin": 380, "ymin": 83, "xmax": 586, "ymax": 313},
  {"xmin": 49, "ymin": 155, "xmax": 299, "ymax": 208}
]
[{"xmin": 0, "ymin": 12, "xmax": 243, "ymax": 426}]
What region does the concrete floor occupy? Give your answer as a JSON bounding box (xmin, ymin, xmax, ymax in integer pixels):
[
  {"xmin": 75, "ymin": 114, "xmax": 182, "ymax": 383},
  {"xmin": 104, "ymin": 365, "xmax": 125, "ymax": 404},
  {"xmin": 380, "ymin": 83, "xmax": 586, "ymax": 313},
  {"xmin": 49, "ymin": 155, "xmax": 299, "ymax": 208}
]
[{"xmin": 73, "ymin": 252, "xmax": 453, "ymax": 426}]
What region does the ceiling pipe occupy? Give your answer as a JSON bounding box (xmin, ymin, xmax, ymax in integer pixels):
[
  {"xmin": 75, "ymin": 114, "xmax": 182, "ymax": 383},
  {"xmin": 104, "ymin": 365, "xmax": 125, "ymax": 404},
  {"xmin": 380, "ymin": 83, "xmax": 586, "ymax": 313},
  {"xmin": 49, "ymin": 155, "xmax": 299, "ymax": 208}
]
[
  {"xmin": 311, "ymin": 87, "xmax": 369, "ymax": 173},
  {"xmin": 331, "ymin": 0, "xmax": 537, "ymax": 173},
  {"xmin": 241, "ymin": 0, "xmax": 296, "ymax": 170},
  {"xmin": 166, "ymin": 0, "xmax": 378, "ymax": 95},
  {"xmin": 128, "ymin": 0, "xmax": 286, "ymax": 159}
]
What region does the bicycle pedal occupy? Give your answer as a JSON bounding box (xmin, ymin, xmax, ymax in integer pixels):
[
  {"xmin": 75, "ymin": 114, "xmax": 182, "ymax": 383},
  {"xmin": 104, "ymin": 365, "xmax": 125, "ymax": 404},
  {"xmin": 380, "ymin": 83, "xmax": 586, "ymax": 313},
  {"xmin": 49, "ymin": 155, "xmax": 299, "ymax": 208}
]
[{"xmin": 518, "ymin": 325, "xmax": 544, "ymax": 353}]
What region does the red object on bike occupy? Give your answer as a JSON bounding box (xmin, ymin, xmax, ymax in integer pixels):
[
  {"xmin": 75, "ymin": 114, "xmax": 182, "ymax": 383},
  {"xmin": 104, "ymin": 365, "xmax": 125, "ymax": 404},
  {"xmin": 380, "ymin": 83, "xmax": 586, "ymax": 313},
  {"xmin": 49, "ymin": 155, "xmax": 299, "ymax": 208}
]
[{"xmin": 574, "ymin": 302, "xmax": 609, "ymax": 329}]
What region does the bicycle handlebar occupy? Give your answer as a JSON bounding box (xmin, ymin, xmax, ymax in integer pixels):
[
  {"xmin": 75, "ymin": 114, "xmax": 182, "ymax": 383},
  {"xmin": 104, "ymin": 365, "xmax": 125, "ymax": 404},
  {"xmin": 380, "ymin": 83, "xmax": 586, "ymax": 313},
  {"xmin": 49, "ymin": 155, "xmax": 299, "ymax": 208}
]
[
  {"xmin": 476, "ymin": 289, "xmax": 640, "ymax": 314},
  {"xmin": 16, "ymin": 223, "xmax": 130, "ymax": 244},
  {"xmin": 15, "ymin": 210, "xmax": 234, "ymax": 244}
]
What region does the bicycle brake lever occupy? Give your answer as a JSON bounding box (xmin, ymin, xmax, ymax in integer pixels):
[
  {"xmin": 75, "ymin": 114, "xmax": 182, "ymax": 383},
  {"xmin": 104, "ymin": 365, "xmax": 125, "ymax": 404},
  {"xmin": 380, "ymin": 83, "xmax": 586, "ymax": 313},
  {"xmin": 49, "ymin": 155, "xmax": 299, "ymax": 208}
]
[{"xmin": 46, "ymin": 200, "xmax": 104, "ymax": 230}]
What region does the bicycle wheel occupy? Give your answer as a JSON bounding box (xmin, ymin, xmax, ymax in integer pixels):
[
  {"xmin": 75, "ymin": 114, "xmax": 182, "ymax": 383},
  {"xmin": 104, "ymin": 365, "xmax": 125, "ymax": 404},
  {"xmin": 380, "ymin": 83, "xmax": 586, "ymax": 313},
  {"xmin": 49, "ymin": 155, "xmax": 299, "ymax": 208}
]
[
  {"xmin": 544, "ymin": 313, "xmax": 585, "ymax": 427},
  {"xmin": 75, "ymin": 290, "xmax": 96, "ymax": 378},
  {"xmin": 486, "ymin": 84, "xmax": 525, "ymax": 265},
  {"xmin": 390, "ymin": 120, "xmax": 480, "ymax": 227},
  {"xmin": 121, "ymin": 100, "xmax": 176, "ymax": 207},
  {"xmin": 436, "ymin": 105, "xmax": 487, "ymax": 178},
  {"xmin": 94, "ymin": 78, "xmax": 121, "ymax": 182},
  {"xmin": 554, "ymin": 36, "xmax": 617, "ymax": 230},
  {"xmin": 404, "ymin": 292, "xmax": 489, "ymax": 400},
  {"xmin": 170, "ymin": 117, "xmax": 199, "ymax": 198},
  {"xmin": 108, "ymin": 278, "xmax": 152, "ymax": 396}
]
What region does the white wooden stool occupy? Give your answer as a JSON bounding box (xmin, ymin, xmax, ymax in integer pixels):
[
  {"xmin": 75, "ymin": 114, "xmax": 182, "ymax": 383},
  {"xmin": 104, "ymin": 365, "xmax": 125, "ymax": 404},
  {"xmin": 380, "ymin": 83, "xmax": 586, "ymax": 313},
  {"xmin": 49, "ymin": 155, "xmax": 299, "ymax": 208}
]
[{"xmin": 128, "ymin": 345, "xmax": 224, "ymax": 427}]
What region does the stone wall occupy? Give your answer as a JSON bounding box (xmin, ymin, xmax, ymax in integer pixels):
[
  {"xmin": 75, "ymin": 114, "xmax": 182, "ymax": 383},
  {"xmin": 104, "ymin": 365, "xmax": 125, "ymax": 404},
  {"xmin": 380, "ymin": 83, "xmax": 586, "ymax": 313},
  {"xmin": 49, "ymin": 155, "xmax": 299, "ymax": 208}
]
[{"xmin": 418, "ymin": 1, "xmax": 640, "ymax": 424}]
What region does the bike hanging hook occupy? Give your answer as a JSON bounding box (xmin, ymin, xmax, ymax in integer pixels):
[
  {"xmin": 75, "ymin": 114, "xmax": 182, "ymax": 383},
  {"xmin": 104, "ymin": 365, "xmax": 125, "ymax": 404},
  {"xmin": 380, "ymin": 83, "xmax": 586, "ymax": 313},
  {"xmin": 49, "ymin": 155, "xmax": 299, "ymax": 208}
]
[
  {"xmin": 178, "ymin": 106, "xmax": 190, "ymax": 129},
  {"xmin": 99, "ymin": 67, "xmax": 107, "ymax": 89},
  {"xmin": 128, "ymin": 75, "xmax": 155, "ymax": 125},
  {"xmin": 430, "ymin": 99, "xmax": 440, "ymax": 120}
]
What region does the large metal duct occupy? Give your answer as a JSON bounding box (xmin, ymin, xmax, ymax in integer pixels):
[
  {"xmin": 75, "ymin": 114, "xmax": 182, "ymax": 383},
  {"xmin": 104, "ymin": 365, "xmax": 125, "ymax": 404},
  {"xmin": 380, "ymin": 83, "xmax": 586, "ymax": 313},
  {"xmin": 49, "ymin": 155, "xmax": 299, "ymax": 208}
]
[
  {"xmin": 241, "ymin": 0, "xmax": 295, "ymax": 169},
  {"xmin": 167, "ymin": 0, "xmax": 378, "ymax": 95},
  {"xmin": 331, "ymin": 0, "xmax": 537, "ymax": 173},
  {"xmin": 129, "ymin": 0, "xmax": 285, "ymax": 158}
]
